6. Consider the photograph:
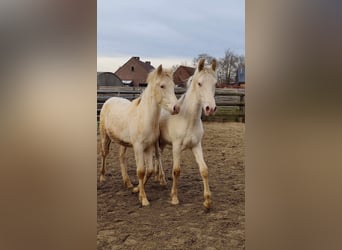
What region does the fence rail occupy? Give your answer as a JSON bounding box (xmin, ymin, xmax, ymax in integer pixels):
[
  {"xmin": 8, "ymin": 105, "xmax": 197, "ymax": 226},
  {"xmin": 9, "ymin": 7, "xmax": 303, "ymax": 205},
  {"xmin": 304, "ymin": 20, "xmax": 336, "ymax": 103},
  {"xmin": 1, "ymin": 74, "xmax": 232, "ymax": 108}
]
[{"xmin": 97, "ymin": 87, "xmax": 245, "ymax": 122}]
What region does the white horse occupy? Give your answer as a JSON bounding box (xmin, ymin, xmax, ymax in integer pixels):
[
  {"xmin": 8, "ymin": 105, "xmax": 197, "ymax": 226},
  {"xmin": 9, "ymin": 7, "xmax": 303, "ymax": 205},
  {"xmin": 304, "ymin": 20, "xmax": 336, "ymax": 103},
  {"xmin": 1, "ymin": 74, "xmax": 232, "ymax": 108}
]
[
  {"xmin": 156, "ymin": 58, "xmax": 217, "ymax": 209},
  {"xmin": 99, "ymin": 65, "xmax": 179, "ymax": 206}
]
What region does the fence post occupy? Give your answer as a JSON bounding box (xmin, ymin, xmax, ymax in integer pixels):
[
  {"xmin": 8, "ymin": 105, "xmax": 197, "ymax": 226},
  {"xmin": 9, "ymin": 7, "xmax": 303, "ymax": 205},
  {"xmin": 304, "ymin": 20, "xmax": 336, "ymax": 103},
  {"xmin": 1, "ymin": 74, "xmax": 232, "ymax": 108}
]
[{"xmin": 240, "ymin": 94, "xmax": 245, "ymax": 122}]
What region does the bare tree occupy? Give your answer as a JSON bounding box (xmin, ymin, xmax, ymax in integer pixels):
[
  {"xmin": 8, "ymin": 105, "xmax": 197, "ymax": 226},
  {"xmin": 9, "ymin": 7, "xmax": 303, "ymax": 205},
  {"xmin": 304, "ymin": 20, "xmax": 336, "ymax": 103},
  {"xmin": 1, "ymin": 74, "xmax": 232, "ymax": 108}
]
[
  {"xmin": 192, "ymin": 53, "xmax": 215, "ymax": 66},
  {"xmin": 218, "ymin": 49, "xmax": 239, "ymax": 84},
  {"xmin": 237, "ymin": 54, "xmax": 245, "ymax": 66},
  {"xmin": 171, "ymin": 64, "xmax": 179, "ymax": 73},
  {"xmin": 192, "ymin": 50, "xmax": 245, "ymax": 85}
]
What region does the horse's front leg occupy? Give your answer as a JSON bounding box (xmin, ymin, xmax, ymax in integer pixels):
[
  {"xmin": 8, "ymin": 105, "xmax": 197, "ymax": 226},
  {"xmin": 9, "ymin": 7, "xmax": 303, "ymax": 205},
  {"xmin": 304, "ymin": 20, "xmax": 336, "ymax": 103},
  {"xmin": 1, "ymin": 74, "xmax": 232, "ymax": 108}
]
[
  {"xmin": 192, "ymin": 143, "xmax": 212, "ymax": 209},
  {"xmin": 133, "ymin": 145, "xmax": 149, "ymax": 206},
  {"xmin": 132, "ymin": 147, "xmax": 153, "ymax": 193},
  {"xmin": 171, "ymin": 144, "xmax": 181, "ymax": 205}
]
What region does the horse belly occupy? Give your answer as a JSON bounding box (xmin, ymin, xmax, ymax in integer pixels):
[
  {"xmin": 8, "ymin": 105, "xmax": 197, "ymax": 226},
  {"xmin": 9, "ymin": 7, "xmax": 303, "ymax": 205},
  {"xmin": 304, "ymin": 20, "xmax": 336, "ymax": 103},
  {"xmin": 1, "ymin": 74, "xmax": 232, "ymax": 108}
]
[
  {"xmin": 102, "ymin": 97, "xmax": 133, "ymax": 146},
  {"xmin": 107, "ymin": 128, "xmax": 132, "ymax": 147}
]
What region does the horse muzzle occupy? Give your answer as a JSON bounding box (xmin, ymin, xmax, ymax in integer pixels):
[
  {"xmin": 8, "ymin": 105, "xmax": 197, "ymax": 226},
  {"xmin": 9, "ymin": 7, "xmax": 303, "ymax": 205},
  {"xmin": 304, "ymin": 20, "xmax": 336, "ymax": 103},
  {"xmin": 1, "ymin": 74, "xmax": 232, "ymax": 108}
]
[
  {"xmin": 204, "ymin": 105, "xmax": 217, "ymax": 116},
  {"xmin": 172, "ymin": 104, "xmax": 180, "ymax": 115}
]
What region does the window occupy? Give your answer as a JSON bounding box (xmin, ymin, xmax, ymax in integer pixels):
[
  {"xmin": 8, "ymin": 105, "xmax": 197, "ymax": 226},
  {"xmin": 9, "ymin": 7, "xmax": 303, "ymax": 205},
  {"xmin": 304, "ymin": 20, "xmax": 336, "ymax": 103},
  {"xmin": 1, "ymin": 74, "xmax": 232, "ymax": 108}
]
[{"xmin": 131, "ymin": 66, "xmax": 134, "ymax": 72}]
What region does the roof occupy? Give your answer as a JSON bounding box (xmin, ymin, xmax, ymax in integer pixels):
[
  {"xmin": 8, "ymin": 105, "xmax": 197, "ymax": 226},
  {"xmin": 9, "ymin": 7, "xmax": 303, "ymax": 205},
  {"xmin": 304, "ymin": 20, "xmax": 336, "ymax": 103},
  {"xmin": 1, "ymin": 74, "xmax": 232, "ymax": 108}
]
[
  {"xmin": 173, "ymin": 65, "xmax": 195, "ymax": 86},
  {"xmin": 97, "ymin": 71, "xmax": 114, "ymax": 75},
  {"xmin": 97, "ymin": 72, "xmax": 122, "ymax": 86},
  {"xmin": 115, "ymin": 56, "xmax": 154, "ymax": 74},
  {"xmin": 178, "ymin": 65, "xmax": 195, "ymax": 75},
  {"xmin": 114, "ymin": 57, "xmax": 155, "ymax": 87}
]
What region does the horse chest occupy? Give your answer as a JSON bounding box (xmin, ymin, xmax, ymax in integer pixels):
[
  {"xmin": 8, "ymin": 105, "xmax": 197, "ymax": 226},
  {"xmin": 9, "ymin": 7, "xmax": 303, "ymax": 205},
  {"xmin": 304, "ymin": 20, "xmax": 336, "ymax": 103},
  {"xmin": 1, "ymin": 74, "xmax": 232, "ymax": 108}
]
[
  {"xmin": 182, "ymin": 133, "xmax": 200, "ymax": 150},
  {"xmin": 133, "ymin": 128, "xmax": 158, "ymax": 147},
  {"xmin": 143, "ymin": 133, "xmax": 158, "ymax": 145}
]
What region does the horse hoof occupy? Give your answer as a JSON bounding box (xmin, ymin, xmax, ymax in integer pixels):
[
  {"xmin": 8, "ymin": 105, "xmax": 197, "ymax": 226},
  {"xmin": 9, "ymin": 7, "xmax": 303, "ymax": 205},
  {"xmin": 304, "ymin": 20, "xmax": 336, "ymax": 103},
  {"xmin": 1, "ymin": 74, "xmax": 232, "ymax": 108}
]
[
  {"xmin": 159, "ymin": 179, "xmax": 167, "ymax": 186},
  {"xmin": 203, "ymin": 200, "xmax": 212, "ymax": 209},
  {"xmin": 141, "ymin": 199, "xmax": 150, "ymax": 206},
  {"xmin": 171, "ymin": 197, "xmax": 179, "ymax": 205},
  {"xmin": 125, "ymin": 182, "xmax": 133, "ymax": 189},
  {"xmin": 99, "ymin": 175, "xmax": 106, "ymax": 182},
  {"xmin": 132, "ymin": 186, "xmax": 139, "ymax": 193}
]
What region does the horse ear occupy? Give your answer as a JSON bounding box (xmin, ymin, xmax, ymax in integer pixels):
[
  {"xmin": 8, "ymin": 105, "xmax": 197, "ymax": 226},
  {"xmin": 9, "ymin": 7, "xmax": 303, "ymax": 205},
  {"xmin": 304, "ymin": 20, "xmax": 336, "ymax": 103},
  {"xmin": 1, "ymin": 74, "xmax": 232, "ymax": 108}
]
[
  {"xmin": 198, "ymin": 58, "xmax": 205, "ymax": 72},
  {"xmin": 157, "ymin": 65, "xmax": 163, "ymax": 75},
  {"xmin": 211, "ymin": 59, "xmax": 217, "ymax": 71}
]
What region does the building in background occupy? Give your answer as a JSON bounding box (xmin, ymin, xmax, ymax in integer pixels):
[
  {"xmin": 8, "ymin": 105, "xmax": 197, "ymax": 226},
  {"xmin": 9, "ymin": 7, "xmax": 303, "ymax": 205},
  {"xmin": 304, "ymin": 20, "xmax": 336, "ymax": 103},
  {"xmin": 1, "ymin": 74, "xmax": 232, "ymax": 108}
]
[
  {"xmin": 97, "ymin": 72, "xmax": 123, "ymax": 89},
  {"xmin": 173, "ymin": 65, "xmax": 195, "ymax": 88},
  {"xmin": 115, "ymin": 56, "xmax": 155, "ymax": 87},
  {"xmin": 235, "ymin": 64, "xmax": 245, "ymax": 88}
]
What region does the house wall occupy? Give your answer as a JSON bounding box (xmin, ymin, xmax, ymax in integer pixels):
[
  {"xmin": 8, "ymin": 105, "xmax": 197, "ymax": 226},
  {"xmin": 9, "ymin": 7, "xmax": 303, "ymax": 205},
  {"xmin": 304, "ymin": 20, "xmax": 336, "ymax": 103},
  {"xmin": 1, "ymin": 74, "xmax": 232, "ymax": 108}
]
[
  {"xmin": 173, "ymin": 66, "xmax": 195, "ymax": 87},
  {"xmin": 115, "ymin": 58, "xmax": 152, "ymax": 87}
]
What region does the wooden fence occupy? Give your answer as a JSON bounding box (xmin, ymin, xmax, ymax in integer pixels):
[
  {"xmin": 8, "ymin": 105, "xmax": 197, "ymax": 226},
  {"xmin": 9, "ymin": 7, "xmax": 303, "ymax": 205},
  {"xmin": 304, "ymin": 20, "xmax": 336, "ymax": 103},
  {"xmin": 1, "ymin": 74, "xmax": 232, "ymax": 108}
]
[{"xmin": 97, "ymin": 87, "xmax": 245, "ymax": 122}]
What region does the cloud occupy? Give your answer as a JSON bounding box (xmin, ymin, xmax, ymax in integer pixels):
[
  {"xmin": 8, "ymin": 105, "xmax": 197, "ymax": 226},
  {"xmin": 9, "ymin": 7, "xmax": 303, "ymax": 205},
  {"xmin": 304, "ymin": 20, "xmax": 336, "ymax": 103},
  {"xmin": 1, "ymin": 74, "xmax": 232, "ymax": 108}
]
[{"xmin": 98, "ymin": 0, "xmax": 244, "ymax": 60}]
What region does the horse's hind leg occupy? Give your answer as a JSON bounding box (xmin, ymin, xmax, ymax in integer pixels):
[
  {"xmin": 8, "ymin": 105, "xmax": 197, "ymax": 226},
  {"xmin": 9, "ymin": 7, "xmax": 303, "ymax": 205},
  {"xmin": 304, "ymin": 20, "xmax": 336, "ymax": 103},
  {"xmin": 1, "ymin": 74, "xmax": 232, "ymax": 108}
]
[
  {"xmin": 154, "ymin": 142, "xmax": 167, "ymax": 186},
  {"xmin": 153, "ymin": 142, "xmax": 159, "ymax": 181},
  {"xmin": 100, "ymin": 132, "xmax": 111, "ymax": 182},
  {"xmin": 143, "ymin": 146, "xmax": 154, "ymax": 185},
  {"xmin": 118, "ymin": 145, "xmax": 133, "ymax": 188}
]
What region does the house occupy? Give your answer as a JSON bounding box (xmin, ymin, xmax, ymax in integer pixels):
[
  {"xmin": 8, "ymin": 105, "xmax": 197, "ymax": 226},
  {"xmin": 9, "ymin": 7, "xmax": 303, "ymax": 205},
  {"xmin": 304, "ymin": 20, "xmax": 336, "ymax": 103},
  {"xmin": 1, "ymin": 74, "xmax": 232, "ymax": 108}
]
[
  {"xmin": 235, "ymin": 64, "xmax": 245, "ymax": 88},
  {"xmin": 173, "ymin": 65, "xmax": 195, "ymax": 88},
  {"xmin": 97, "ymin": 72, "xmax": 123, "ymax": 88},
  {"xmin": 216, "ymin": 82, "xmax": 230, "ymax": 88},
  {"xmin": 115, "ymin": 56, "xmax": 155, "ymax": 87}
]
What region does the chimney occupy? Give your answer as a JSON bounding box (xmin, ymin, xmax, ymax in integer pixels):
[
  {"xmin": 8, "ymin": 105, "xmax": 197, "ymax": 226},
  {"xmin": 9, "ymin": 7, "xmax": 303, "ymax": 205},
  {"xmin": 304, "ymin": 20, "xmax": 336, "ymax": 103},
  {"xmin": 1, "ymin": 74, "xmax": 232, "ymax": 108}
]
[
  {"xmin": 145, "ymin": 61, "xmax": 151, "ymax": 65},
  {"xmin": 133, "ymin": 56, "xmax": 140, "ymax": 60}
]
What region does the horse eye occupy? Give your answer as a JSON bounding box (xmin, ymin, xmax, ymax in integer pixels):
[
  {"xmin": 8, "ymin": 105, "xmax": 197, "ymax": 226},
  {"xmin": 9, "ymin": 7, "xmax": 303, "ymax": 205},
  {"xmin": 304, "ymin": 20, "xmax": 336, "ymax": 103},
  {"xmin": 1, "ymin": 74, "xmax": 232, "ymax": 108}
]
[
  {"xmin": 198, "ymin": 82, "xmax": 202, "ymax": 87},
  {"xmin": 160, "ymin": 85, "xmax": 165, "ymax": 89}
]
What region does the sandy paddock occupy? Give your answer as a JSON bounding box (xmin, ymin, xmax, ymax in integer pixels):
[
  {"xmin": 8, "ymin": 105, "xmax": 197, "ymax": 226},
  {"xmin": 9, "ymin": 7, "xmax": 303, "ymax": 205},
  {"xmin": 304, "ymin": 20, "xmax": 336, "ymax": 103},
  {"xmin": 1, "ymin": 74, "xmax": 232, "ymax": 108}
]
[{"xmin": 97, "ymin": 122, "xmax": 245, "ymax": 249}]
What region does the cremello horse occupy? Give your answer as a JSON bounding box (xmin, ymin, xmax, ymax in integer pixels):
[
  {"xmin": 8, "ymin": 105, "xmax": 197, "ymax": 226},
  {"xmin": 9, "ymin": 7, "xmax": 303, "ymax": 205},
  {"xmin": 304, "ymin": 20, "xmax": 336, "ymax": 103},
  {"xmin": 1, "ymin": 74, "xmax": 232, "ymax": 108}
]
[
  {"xmin": 99, "ymin": 65, "xmax": 179, "ymax": 206},
  {"xmin": 156, "ymin": 58, "xmax": 217, "ymax": 209}
]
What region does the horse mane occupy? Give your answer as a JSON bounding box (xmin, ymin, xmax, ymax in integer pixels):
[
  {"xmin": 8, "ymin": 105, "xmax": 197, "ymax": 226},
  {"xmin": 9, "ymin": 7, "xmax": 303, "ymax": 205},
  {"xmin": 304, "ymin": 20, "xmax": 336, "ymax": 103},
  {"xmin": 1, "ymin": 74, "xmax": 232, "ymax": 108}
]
[
  {"xmin": 185, "ymin": 64, "xmax": 216, "ymax": 90},
  {"xmin": 177, "ymin": 93, "xmax": 186, "ymax": 106},
  {"xmin": 132, "ymin": 97, "xmax": 141, "ymax": 106},
  {"xmin": 186, "ymin": 76, "xmax": 193, "ymax": 89},
  {"xmin": 194, "ymin": 66, "xmax": 217, "ymax": 78},
  {"xmin": 146, "ymin": 68, "xmax": 173, "ymax": 85},
  {"xmin": 187, "ymin": 66, "xmax": 217, "ymax": 89}
]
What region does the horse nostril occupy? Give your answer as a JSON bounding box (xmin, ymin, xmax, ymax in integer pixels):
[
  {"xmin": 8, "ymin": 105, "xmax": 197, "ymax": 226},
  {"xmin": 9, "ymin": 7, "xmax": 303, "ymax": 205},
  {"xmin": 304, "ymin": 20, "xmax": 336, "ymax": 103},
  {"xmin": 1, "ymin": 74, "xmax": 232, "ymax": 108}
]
[
  {"xmin": 206, "ymin": 106, "xmax": 210, "ymax": 111},
  {"xmin": 173, "ymin": 105, "xmax": 179, "ymax": 114},
  {"xmin": 214, "ymin": 106, "xmax": 217, "ymax": 112}
]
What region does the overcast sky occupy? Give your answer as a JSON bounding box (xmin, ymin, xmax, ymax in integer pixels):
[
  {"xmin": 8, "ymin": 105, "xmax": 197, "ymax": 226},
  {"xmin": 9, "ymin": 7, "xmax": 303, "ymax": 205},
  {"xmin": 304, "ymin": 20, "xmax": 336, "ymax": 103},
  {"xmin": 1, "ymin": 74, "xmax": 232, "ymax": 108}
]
[{"xmin": 97, "ymin": 0, "xmax": 244, "ymax": 72}]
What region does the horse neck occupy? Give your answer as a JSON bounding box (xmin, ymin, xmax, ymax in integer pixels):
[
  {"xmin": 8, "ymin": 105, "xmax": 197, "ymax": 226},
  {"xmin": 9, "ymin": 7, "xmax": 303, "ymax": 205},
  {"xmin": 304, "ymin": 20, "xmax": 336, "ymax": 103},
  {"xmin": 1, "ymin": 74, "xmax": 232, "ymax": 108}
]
[
  {"xmin": 180, "ymin": 85, "xmax": 202, "ymax": 125},
  {"xmin": 139, "ymin": 84, "xmax": 161, "ymax": 128}
]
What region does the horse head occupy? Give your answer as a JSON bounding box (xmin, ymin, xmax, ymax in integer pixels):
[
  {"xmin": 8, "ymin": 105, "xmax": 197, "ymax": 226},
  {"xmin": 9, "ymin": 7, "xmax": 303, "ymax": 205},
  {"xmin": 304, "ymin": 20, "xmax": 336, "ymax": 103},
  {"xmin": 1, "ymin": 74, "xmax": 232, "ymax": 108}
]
[
  {"xmin": 147, "ymin": 65, "xmax": 180, "ymax": 115},
  {"xmin": 191, "ymin": 58, "xmax": 217, "ymax": 116}
]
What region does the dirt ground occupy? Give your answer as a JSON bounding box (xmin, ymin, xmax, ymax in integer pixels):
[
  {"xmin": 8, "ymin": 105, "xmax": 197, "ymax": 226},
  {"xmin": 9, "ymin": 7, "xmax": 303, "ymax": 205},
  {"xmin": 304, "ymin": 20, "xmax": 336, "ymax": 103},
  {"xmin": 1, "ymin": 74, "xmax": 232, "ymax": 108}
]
[{"xmin": 97, "ymin": 122, "xmax": 245, "ymax": 249}]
